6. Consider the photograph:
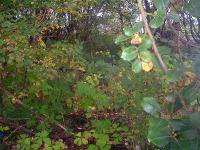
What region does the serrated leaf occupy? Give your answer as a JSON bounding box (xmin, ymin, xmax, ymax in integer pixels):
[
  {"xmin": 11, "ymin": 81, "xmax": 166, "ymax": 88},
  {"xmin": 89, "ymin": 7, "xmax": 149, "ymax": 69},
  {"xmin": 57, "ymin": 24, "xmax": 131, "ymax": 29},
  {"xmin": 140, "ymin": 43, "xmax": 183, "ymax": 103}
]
[
  {"xmin": 142, "ymin": 97, "xmax": 161, "ymax": 117},
  {"xmin": 148, "ymin": 119, "xmax": 171, "ymax": 147},
  {"xmin": 132, "ymin": 59, "xmax": 142, "ymax": 73},
  {"xmin": 115, "ymin": 35, "xmax": 130, "ymax": 44},
  {"xmin": 123, "ymin": 21, "xmax": 144, "ymax": 36},
  {"xmin": 121, "ymin": 46, "xmax": 137, "ymax": 61}
]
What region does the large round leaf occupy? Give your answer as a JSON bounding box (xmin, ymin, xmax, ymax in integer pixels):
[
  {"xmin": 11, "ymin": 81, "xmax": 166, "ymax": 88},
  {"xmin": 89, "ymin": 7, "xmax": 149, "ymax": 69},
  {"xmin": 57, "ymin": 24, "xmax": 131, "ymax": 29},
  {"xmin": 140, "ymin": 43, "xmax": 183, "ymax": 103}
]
[
  {"xmin": 123, "ymin": 21, "xmax": 144, "ymax": 37},
  {"xmin": 121, "ymin": 46, "xmax": 137, "ymax": 61},
  {"xmin": 190, "ymin": 112, "xmax": 200, "ymax": 127},
  {"xmin": 184, "ymin": 0, "xmax": 200, "ymax": 17},
  {"xmin": 140, "ymin": 50, "xmax": 152, "ymax": 62},
  {"xmin": 148, "ymin": 119, "xmax": 171, "ymax": 147},
  {"xmin": 194, "ymin": 56, "xmax": 200, "ymax": 78},
  {"xmin": 115, "ymin": 35, "xmax": 130, "ymax": 44},
  {"xmin": 139, "ymin": 38, "xmax": 153, "ymax": 50},
  {"xmin": 182, "ymin": 85, "xmax": 199, "ymax": 104},
  {"xmin": 132, "ymin": 59, "xmax": 142, "ymax": 73},
  {"xmin": 153, "ymin": 0, "xmax": 169, "ymax": 9},
  {"xmin": 150, "ymin": 9, "xmax": 165, "ymax": 28},
  {"xmin": 142, "ymin": 97, "xmax": 161, "ymax": 117}
]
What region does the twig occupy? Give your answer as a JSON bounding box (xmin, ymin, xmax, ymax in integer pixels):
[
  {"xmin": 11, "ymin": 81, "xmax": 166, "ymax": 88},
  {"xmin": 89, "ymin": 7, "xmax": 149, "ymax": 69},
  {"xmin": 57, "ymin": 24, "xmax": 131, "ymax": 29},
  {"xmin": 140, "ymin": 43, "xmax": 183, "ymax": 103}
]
[
  {"xmin": 137, "ymin": 0, "xmax": 168, "ymax": 73},
  {"xmin": 177, "ymin": 93, "xmax": 189, "ymax": 112}
]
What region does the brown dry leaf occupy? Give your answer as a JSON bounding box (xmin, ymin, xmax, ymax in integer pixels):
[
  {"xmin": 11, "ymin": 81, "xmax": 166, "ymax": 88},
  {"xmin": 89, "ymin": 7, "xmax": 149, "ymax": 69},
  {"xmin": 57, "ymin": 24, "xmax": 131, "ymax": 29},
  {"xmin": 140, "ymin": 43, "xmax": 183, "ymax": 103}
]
[
  {"xmin": 184, "ymin": 78, "xmax": 193, "ymax": 86},
  {"xmin": 185, "ymin": 71, "xmax": 197, "ymax": 80},
  {"xmin": 131, "ymin": 34, "xmax": 142, "ymax": 45},
  {"xmin": 142, "ymin": 61, "xmax": 154, "ymax": 72}
]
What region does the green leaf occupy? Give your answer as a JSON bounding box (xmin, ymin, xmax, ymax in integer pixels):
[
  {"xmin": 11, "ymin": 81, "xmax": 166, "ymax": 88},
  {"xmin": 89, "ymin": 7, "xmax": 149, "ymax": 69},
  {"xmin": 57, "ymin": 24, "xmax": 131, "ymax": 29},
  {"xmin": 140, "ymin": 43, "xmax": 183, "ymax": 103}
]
[
  {"xmin": 194, "ymin": 56, "xmax": 200, "ymax": 78},
  {"xmin": 115, "ymin": 35, "xmax": 130, "ymax": 44},
  {"xmin": 121, "ymin": 46, "xmax": 137, "ymax": 61},
  {"xmin": 142, "ymin": 97, "xmax": 161, "ymax": 117},
  {"xmin": 95, "ymin": 134, "xmax": 109, "ymax": 149},
  {"xmin": 182, "ymin": 85, "xmax": 199, "ymax": 104},
  {"xmin": 88, "ymin": 144, "xmax": 98, "ymax": 150},
  {"xmin": 184, "ymin": 0, "xmax": 200, "ymax": 17},
  {"xmin": 181, "ymin": 129, "xmax": 198, "ymax": 140},
  {"xmin": 166, "ymin": 94, "xmax": 176, "ymax": 103},
  {"xmin": 166, "ymin": 70, "xmax": 182, "ymax": 82},
  {"xmin": 158, "ymin": 46, "xmax": 171, "ymax": 55},
  {"xmin": 81, "ymin": 138, "xmax": 88, "ymax": 145},
  {"xmin": 43, "ymin": 138, "xmax": 51, "ymax": 146},
  {"xmin": 190, "ymin": 112, "xmax": 200, "ymax": 127},
  {"xmin": 153, "ymin": 0, "xmax": 169, "ymax": 9},
  {"xmin": 148, "ymin": 119, "xmax": 171, "ymax": 147},
  {"xmin": 131, "ymin": 59, "xmax": 142, "ymax": 73},
  {"xmin": 74, "ymin": 138, "xmax": 84, "ymax": 146},
  {"xmin": 96, "ymin": 139, "xmax": 107, "ymax": 149},
  {"xmin": 139, "ymin": 38, "xmax": 153, "ymax": 50},
  {"xmin": 140, "ymin": 50, "xmax": 152, "ymax": 62},
  {"xmin": 150, "ymin": 9, "xmax": 165, "ymax": 28},
  {"xmin": 169, "ymin": 120, "xmax": 185, "ymax": 131},
  {"xmin": 123, "ymin": 21, "xmax": 144, "ymax": 36}
]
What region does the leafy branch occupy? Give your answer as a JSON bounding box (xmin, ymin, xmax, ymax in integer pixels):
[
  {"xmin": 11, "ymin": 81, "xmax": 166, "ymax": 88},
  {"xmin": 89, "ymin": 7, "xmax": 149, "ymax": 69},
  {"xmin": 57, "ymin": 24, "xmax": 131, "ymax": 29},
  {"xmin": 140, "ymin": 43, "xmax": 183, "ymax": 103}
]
[{"xmin": 137, "ymin": 0, "xmax": 168, "ymax": 73}]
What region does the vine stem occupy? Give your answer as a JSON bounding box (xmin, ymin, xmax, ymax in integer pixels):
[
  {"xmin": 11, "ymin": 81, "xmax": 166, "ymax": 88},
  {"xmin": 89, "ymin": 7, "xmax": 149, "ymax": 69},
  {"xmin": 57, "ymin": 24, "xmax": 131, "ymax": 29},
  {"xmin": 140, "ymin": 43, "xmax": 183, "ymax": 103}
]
[{"xmin": 137, "ymin": 0, "xmax": 168, "ymax": 73}]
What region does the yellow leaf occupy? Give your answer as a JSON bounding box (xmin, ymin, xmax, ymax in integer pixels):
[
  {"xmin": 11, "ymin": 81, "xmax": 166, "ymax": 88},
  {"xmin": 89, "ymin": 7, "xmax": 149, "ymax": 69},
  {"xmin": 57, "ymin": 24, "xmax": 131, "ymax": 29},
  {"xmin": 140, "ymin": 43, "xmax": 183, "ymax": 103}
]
[
  {"xmin": 142, "ymin": 61, "xmax": 154, "ymax": 72},
  {"xmin": 131, "ymin": 34, "xmax": 142, "ymax": 45}
]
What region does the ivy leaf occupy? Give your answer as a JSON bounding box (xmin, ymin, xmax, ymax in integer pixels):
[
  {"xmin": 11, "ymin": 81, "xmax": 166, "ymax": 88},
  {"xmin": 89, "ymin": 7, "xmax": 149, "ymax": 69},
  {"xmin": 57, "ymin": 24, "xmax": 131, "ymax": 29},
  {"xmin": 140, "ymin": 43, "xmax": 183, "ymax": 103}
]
[
  {"xmin": 148, "ymin": 119, "xmax": 171, "ymax": 147},
  {"xmin": 115, "ymin": 35, "xmax": 130, "ymax": 44},
  {"xmin": 132, "ymin": 59, "xmax": 142, "ymax": 73},
  {"xmin": 121, "ymin": 46, "xmax": 137, "ymax": 61},
  {"xmin": 142, "ymin": 97, "xmax": 161, "ymax": 117},
  {"xmin": 123, "ymin": 21, "xmax": 144, "ymax": 36}
]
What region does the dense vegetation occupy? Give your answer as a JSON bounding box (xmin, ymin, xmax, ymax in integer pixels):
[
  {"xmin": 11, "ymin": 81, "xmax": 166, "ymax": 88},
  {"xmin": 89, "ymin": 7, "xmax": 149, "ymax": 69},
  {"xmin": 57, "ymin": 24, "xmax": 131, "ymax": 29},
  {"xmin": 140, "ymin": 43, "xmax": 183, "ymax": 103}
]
[{"xmin": 0, "ymin": 0, "xmax": 200, "ymax": 149}]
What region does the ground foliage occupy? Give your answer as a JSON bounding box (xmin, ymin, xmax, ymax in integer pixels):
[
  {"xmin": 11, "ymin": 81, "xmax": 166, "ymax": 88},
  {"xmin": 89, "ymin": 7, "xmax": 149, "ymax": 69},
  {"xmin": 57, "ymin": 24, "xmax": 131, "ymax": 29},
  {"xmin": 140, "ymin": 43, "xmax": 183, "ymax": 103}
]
[{"xmin": 0, "ymin": 0, "xmax": 200, "ymax": 150}]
